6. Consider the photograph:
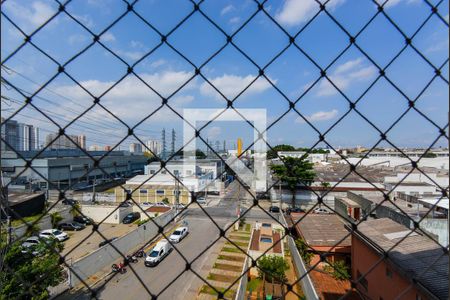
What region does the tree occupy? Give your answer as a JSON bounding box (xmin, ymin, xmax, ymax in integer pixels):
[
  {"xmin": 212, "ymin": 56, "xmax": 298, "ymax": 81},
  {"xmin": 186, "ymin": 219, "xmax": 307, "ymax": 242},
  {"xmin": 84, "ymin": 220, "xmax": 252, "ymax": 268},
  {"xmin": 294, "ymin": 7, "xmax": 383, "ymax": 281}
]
[
  {"xmin": 70, "ymin": 202, "xmax": 81, "ymax": 217},
  {"xmin": 257, "ymin": 255, "xmax": 290, "ymax": 283},
  {"xmin": 0, "ymin": 239, "xmax": 65, "ymax": 299},
  {"xmin": 271, "ymin": 156, "xmax": 315, "ymax": 208},
  {"xmin": 295, "ymin": 238, "xmax": 314, "ymax": 265},
  {"xmin": 49, "ymin": 212, "xmax": 63, "ymax": 228},
  {"xmin": 323, "ymin": 260, "xmax": 350, "ymax": 280},
  {"xmin": 267, "ymin": 144, "xmax": 296, "ymax": 159}
]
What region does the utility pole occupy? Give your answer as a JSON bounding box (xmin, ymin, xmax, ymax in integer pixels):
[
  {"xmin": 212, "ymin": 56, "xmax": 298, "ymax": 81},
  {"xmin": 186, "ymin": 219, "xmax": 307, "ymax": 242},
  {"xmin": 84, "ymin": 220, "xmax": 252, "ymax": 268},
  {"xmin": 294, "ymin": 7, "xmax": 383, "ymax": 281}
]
[
  {"xmin": 174, "ymin": 174, "xmax": 179, "ymax": 221},
  {"xmin": 92, "ymin": 179, "xmax": 96, "ymax": 202},
  {"xmin": 171, "ymin": 129, "xmax": 175, "ymax": 156}
]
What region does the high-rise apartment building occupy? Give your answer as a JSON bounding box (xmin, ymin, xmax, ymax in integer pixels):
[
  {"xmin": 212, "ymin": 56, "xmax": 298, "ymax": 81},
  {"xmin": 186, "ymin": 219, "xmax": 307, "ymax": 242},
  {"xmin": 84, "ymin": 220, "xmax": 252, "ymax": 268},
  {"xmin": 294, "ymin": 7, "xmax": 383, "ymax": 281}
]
[
  {"xmin": 1, "ymin": 118, "xmax": 40, "ymax": 151},
  {"xmin": 145, "ymin": 140, "xmax": 162, "ymax": 155},
  {"xmin": 45, "ymin": 133, "xmax": 82, "ymax": 150},
  {"xmin": 129, "ymin": 143, "xmax": 143, "ymax": 153},
  {"xmin": 78, "ymin": 134, "xmax": 86, "ymax": 149}
]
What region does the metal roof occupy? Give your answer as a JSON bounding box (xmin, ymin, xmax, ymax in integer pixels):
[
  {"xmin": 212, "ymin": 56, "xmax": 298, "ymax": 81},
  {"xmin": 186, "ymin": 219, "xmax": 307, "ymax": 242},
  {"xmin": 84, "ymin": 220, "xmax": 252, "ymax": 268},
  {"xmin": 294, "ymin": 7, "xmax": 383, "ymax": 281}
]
[{"xmin": 356, "ymin": 218, "xmax": 448, "ymax": 300}]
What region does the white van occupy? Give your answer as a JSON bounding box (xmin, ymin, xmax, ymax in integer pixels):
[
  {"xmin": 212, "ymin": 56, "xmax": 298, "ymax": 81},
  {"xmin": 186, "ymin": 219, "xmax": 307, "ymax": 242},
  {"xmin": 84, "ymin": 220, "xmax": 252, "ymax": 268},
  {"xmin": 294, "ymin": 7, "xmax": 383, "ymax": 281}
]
[{"xmin": 144, "ymin": 239, "xmax": 172, "ymax": 267}]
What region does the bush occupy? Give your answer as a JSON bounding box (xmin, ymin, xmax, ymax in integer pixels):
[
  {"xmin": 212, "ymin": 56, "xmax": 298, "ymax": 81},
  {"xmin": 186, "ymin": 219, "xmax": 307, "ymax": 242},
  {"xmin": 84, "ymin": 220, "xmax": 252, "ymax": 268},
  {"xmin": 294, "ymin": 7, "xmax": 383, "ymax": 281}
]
[
  {"xmin": 295, "ymin": 238, "xmax": 314, "ymax": 265},
  {"xmin": 162, "ymin": 198, "xmax": 169, "ymax": 204},
  {"xmin": 50, "ymin": 212, "xmax": 63, "ymax": 228},
  {"xmin": 239, "ymin": 217, "xmax": 246, "ymax": 228},
  {"xmin": 323, "ymin": 260, "xmax": 350, "ymax": 281},
  {"xmin": 136, "ymin": 218, "xmax": 150, "ymax": 226},
  {"xmin": 257, "ymin": 255, "xmax": 289, "ymax": 283}
]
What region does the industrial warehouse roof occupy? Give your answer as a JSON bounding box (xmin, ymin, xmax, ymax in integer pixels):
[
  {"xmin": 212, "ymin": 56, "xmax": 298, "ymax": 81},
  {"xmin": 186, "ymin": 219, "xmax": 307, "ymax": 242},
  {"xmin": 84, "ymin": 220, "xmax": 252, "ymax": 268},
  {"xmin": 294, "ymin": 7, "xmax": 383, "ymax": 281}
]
[
  {"xmin": 355, "ymin": 218, "xmax": 448, "ymax": 300},
  {"xmin": 291, "ymin": 213, "xmax": 351, "ymax": 247}
]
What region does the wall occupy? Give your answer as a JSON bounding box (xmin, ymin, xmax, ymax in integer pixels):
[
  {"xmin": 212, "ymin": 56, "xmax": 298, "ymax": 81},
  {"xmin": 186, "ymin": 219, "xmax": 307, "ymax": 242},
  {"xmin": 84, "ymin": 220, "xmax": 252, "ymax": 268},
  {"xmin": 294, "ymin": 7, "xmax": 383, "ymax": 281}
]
[
  {"xmin": 351, "ymin": 235, "xmax": 425, "ymax": 300},
  {"xmin": 81, "ymin": 205, "xmax": 132, "ymax": 224},
  {"xmin": 278, "ymin": 213, "xmax": 319, "ymax": 300},
  {"xmin": 10, "ymin": 207, "xmax": 72, "ymax": 241},
  {"xmin": 69, "ymin": 210, "xmax": 174, "ymax": 287}
]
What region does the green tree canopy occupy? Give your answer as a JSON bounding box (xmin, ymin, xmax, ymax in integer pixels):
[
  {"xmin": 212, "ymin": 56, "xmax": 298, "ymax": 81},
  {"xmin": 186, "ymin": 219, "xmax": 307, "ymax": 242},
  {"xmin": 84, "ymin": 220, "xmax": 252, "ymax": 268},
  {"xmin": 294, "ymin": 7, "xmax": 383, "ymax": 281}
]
[
  {"xmin": 271, "ymin": 156, "xmax": 315, "ymax": 207},
  {"xmin": 1, "ymin": 239, "xmax": 65, "ymax": 299},
  {"xmin": 267, "ymin": 144, "xmax": 296, "ymax": 159},
  {"xmin": 257, "ymin": 255, "xmax": 290, "ymax": 283}
]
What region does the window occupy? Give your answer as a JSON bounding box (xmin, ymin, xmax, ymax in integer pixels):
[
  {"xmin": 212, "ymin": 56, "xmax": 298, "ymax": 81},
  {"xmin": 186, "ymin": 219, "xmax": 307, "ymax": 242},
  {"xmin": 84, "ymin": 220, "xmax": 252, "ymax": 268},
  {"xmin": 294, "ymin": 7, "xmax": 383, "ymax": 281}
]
[
  {"xmin": 156, "ymin": 190, "xmax": 165, "ymax": 195},
  {"xmin": 262, "ymin": 223, "xmax": 271, "ymax": 228},
  {"xmin": 140, "ymin": 189, "xmax": 148, "ymax": 194},
  {"xmin": 150, "ymin": 170, "xmax": 155, "ymax": 174},
  {"xmin": 260, "ymin": 237, "xmax": 272, "ymax": 243}
]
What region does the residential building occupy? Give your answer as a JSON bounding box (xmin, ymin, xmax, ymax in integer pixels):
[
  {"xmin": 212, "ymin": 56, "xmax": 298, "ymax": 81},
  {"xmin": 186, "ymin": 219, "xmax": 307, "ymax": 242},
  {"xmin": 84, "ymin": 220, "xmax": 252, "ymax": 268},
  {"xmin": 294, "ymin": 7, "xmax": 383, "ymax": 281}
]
[
  {"xmin": 45, "ymin": 133, "xmax": 81, "ymax": 150},
  {"xmin": 290, "ymin": 213, "xmax": 351, "ymax": 266},
  {"xmin": 349, "ymin": 218, "xmax": 448, "ymax": 300},
  {"xmin": 88, "ymin": 145, "xmax": 102, "ymax": 151},
  {"xmin": 104, "ymin": 145, "xmax": 112, "ymax": 151},
  {"xmin": 115, "ymin": 173, "xmax": 196, "ymax": 204},
  {"xmin": 1, "ymin": 118, "xmax": 39, "ymax": 151},
  {"xmin": 78, "ymin": 134, "xmax": 86, "ymax": 149},
  {"xmin": 277, "ymin": 151, "xmax": 327, "ymax": 163},
  {"xmin": 145, "ymin": 139, "xmax": 162, "ymax": 155},
  {"xmin": 129, "ymin": 142, "xmax": 143, "ymax": 153}
]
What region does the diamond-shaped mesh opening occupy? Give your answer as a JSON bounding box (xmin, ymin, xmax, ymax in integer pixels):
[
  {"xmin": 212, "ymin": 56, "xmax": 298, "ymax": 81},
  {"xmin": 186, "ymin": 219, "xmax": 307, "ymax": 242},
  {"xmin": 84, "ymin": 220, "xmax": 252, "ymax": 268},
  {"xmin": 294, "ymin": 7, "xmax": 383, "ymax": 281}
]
[{"xmin": 1, "ymin": 0, "xmax": 448, "ymax": 299}]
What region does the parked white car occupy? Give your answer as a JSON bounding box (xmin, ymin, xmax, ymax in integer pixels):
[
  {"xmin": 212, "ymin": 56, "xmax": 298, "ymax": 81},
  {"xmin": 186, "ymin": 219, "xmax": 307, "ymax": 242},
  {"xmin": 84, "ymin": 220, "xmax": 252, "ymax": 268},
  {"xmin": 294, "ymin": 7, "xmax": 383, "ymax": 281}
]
[
  {"xmin": 39, "ymin": 229, "xmax": 69, "ymax": 241},
  {"xmin": 169, "ymin": 226, "xmax": 188, "ymax": 243},
  {"xmin": 145, "ymin": 239, "xmax": 172, "ymax": 267},
  {"xmin": 313, "ymin": 207, "xmax": 331, "ymax": 214}
]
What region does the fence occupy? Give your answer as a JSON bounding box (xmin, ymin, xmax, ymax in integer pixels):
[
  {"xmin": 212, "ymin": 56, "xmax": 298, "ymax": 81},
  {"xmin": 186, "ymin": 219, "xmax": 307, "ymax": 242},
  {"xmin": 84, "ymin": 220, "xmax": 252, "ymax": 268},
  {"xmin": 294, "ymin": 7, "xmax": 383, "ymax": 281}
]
[
  {"xmin": 69, "ymin": 209, "xmax": 174, "ymax": 287},
  {"xmin": 1, "ymin": 0, "xmax": 448, "ymax": 299},
  {"xmin": 279, "ymin": 212, "xmax": 319, "ymax": 300}
]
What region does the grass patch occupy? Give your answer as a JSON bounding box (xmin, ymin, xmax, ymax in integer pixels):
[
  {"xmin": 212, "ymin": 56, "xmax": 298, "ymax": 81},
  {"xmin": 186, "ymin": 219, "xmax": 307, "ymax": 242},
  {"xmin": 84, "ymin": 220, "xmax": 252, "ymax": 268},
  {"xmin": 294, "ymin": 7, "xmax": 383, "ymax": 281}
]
[
  {"xmin": 207, "ymin": 273, "xmax": 238, "ymax": 282},
  {"xmin": 222, "ymin": 247, "xmax": 243, "ymax": 254},
  {"xmin": 213, "ymin": 263, "xmax": 242, "ymax": 272},
  {"xmin": 225, "ymin": 241, "xmax": 248, "ymax": 247},
  {"xmin": 229, "ymin": 235, "xmax": 250, "ymax": 241},
  {"xmin": 246, "ymin": 278, "xmax": 263, "ymax": 291},
  {"xmin": 11, "ymin": 214, "xmax": 43, "ymax": 227},
  {"xmin": 245, "ymin": 223, "xmax": 251, "ymax": 232},
  {"xmin": 217, "ymin": 255, "xmax": 245, "ymax": 262},
  {"xmin": 199, "ymin": 285, "xmax": 235, "ymax": 298}
]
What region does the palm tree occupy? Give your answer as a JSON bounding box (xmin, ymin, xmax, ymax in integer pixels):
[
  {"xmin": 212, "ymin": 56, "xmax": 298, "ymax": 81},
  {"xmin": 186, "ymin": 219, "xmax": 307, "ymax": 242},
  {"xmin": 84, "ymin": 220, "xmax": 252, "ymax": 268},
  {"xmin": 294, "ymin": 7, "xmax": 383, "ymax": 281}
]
[{"xmin": 271, "ymin": 156, "xmax": 315, "ymax": 208}]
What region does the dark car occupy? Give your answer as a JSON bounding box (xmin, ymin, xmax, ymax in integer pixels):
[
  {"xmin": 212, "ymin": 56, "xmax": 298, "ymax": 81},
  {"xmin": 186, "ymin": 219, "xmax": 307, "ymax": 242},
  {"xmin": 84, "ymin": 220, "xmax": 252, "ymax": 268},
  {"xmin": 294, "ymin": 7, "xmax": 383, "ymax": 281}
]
[
  {"xmin": 62, "ymin": 199, "xmax": 78, "ymax": 205},
  {"xmin": 269, "ymin": 206, "xmax": 280, "ymax": 213},
  {"xmin": 122, "ymin": 212, "xmax": 140, "ymax": 224},
  {"xmin": 98, "ymin": 237, "xmax": 117, "ymax": 247},
  {"xmin": 286, "ymin": 207, "xmax": 305, "ymax": 215},
  {"xmin": 58, "ymin": 222, "xmax": 85, "ymax": 231},
  {"xmin": 73, "ymin": 215, "xmax": 93, "ymax": 225}
]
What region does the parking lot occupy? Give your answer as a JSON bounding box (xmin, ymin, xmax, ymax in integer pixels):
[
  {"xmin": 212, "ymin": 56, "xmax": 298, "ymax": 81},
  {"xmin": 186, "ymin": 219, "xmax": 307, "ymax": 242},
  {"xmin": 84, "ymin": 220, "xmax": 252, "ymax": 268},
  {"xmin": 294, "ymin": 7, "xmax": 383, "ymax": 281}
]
[{"xmin": 62, "ymin": 223, "xmax": 137, "ymax": 262}]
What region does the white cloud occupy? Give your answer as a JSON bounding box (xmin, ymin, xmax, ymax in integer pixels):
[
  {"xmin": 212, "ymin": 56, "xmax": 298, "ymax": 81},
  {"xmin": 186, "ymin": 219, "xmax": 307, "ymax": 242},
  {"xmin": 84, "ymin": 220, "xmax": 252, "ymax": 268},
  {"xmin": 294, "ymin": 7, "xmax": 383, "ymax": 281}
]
[
  {"xmin": 4, "ymin": 1, "xmax": 55, "ymax": 31},
  {"xmin": 52, "ymin": 70, "xmax": 195, "ymax": 122},
  {"xmin": 315, "ymin": 58, "xmax": 376, "ymax": 96},
  {"xmin": 200, "ymin": 74, "xmax": 273, "ymax": 99},
  {"xmin": 221, "ymin": 4, "xmax": 235, "ymax": 15},
  {"xmin": 275, "ymin": 0, "xmax": 345, "ymax": 27},
  {"xmin": 229, "ymin": 17, "xmax": 241, "ymax": 24},
  {"xmin": 296, "ymin": 109, "xmax": 339, "ymax": 123},
  {"xmin": 206, "ymin": 126, "xmax": 222, "ymax": 138},
  {"xmin": 68, "ymin": 34, "xmax": 88, "ymax": 45},
  {"xmin": 101, "ymin": 32, "xmax": 116, "ymax": 42},
  {"xmin": 115, "ymin": 50, "xmax": 146, "ymax": 61},
  {"xmin": 150, "ymin": 59, "xmax": 167, "ymax": 68},
  {"xmin": 375, "ymin": 0, "xmax": 420, "ymax": 8}
]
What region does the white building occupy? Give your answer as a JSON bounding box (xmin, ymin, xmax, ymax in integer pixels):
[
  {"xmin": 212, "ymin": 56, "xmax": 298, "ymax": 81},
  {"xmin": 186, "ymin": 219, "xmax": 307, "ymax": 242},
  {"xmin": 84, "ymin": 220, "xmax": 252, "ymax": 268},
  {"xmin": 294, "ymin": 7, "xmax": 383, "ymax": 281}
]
[
  {"xmin": 277, "ymin": 151, "xmax": 327, "ymax": 163},
  {"xmin": 129, "ymin": 143, "xmax": 143, "ymax": 153},
  {"xmin": 145, "ymin": 139, "xmax": 162, "ymax": 155}
]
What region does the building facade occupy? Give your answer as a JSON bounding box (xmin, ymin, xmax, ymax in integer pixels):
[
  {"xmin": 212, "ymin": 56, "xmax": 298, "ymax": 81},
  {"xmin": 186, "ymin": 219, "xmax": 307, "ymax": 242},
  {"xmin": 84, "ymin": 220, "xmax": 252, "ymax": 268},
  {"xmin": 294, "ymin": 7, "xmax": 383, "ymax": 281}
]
[
  {"xmin": 1, "ymin": 118, "xmax": 39, "ymax": 151},
  {"xmin": 145, "ymin": 139, "xmax": 162, "ymax": 155},
  {"xmin": 129, "ymin": 143, "xmax": 143, "ymax": 153},
  {"xmin": 45, "ymin": 133, "xmax": 83, "ymax": 150}
]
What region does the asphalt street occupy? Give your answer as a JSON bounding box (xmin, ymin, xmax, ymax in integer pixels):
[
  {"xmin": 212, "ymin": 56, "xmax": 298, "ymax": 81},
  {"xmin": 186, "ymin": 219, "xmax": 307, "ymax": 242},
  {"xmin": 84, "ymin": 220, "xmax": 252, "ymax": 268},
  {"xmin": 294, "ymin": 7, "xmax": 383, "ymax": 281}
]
[{"xmin": 57, "ymin": 181, "xmax": 277, "ymax": 300}]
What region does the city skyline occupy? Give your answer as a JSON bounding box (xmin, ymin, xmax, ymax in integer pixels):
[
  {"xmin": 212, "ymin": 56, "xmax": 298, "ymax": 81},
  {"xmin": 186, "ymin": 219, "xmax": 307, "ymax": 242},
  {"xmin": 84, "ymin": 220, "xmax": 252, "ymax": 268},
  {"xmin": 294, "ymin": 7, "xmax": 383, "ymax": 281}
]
[{"xmin": 1, "ymin": 0, "xmax": 448, "ymax": 150}]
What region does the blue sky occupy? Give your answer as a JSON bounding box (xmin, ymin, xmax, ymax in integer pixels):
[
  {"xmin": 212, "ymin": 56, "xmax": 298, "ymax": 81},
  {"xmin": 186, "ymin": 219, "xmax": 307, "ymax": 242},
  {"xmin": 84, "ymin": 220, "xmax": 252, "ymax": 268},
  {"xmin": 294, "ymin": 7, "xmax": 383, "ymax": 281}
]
[{"xmin": 1, "ymin": 0, "xmax": 449, "ymax": 152}]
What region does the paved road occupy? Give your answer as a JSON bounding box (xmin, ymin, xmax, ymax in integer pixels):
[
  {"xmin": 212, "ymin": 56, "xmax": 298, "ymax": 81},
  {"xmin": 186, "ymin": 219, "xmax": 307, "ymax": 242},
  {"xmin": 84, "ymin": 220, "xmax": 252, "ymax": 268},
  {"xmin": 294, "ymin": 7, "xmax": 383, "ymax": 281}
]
[
  {"xmin": 58, "ymin": 181, "xmax": 276, "ymax": 300},
  {"xmin": 95, "ymin": 216, "xmax": 229, "ymax": 299}
]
